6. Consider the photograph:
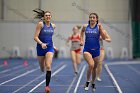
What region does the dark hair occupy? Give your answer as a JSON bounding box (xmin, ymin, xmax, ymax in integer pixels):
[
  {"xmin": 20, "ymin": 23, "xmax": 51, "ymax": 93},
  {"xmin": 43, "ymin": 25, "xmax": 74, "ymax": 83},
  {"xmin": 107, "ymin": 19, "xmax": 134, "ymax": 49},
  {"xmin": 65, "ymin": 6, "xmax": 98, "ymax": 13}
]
[
  {"xmin": 88, "ymin": 12, "xmax": 99, "ymax": 24},
  {"xmin": 33, "ymin": 9, "xmax": 51, "ymax": 19}
]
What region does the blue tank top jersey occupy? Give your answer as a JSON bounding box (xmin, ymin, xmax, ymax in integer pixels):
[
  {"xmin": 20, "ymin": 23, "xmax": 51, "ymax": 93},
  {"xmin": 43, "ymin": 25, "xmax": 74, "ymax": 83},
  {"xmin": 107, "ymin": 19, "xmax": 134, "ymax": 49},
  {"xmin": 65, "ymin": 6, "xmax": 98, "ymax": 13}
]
[
  {"xmin": 84, "ymin": 24, "xmax": 100, "ymax": 49},
  {"xmin": 38, "ymin": 22, "xmax": 54, "ymax": 47}
]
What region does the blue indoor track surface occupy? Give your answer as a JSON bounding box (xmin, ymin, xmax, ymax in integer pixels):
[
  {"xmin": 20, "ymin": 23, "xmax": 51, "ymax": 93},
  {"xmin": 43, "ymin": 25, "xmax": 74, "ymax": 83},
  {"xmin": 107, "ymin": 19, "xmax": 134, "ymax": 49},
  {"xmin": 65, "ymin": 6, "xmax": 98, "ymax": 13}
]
[{"xmin": 0, "ymin": 58, "xmax": 140, "ymax": 93}]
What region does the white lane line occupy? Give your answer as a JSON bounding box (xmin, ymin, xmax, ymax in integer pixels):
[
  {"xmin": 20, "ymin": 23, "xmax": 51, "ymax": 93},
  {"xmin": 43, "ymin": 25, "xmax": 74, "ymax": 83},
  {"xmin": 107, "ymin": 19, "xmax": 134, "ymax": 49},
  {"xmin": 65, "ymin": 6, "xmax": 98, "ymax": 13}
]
[
  {"xmin": 104, "ymin": 64, "xmax": 122, "ymax": 93},
  {"xmin": 77, "ymin": 85, "xmax": 116, "ymax": 88},
  {"xmin": 0, "ymin": 65, "xmax": 24, "ymax": 74},
  {"xmin": 13, "ymin": 65, "xmax": 24, "ymax": 69},
  {"xmin": 66, "ymin": 64, "xmax": 83, "ymax": 93},
  {"xmin": 12, "ymin": 73, "xmax": 45, "ymax": 93},
  {"xmin": 0, "ymin": 67, "xmax": 39, "ymax": 86},
  {"xmin": 11, "ymin": 62, "xmax": 65, "ymax": 93},
  {"xmin": 0, "ymin": 66, "xmax": 32, "ymax": 79},
  {"xmin": 0, "ymin": 69, "xmax": 11, "ymax": 73},
  {"xmin": 107, "ymin": 61, "xmax": 140, "ymax": 65},
  {"xmin": 1, "ymin": 84, "xmax": 116, "ymax": 87},
  {"xmin": 28, "ymin": 64, "xmax": 67, "ymax": 93},
  {"xmin": 73, "ymin": 65, "xmax": 86, "ymax": 93},
  {"xmin": 127, "ymin": 65, "xmax": 140, "ymax": 75}
]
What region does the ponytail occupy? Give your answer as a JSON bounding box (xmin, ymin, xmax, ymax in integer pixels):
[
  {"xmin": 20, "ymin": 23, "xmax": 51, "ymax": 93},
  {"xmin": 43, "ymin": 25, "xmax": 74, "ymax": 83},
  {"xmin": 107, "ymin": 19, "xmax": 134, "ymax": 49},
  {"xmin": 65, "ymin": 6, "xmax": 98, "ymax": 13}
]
[{"xmin": 33, "ymin": 8, "xmax": 45, "ymax": 19}]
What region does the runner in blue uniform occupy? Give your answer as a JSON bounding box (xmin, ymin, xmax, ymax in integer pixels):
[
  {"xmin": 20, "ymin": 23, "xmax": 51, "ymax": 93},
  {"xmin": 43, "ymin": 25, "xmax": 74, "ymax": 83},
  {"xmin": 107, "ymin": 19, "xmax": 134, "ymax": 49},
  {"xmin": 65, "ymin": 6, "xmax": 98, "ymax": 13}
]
[
  {"xmin": 80, "ymin": 12, "xmax": 107, "ymax": 92},
  {"xmin": 33, "ymin": 9, "xmax": 56, "ymax": 93}
]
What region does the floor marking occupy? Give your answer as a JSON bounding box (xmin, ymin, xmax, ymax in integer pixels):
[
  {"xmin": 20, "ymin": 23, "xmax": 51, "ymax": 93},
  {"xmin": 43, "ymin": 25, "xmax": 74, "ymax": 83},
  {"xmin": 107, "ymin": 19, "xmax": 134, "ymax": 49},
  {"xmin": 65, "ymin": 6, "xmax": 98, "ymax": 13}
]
[
  {"xmin": 0, "ymin": 67, "xmax": 39, "ymax": 86},
  {"xmin": 28, "ymin": 64, "xmax": 67, "ymax": 93},
  {"xmin": 0, "ymin": 66, "xmax": 32, "ymax": 79},
  {"xmin": 12, "ymin": 74, "xmax": 45, "ymax": 93},
  {"xmin": 127, "ymin": 65, "xmax": 140, "ymax": 75},
  {"xmin": 107, "ymin": 61, "xmax": 140, "ymax": 65},
  {"xmin": 66, "ymin": 64, "xmax": 83, "ymax": 93},
  {"xmin": 73, "ymin": 65, "xmax": 86, "ymax": 93},
  {"xmin": 104, "ymin": 64, "xmax": 122, "ymax": 93},
  {"xmin": 0, "ymin": 84, "xmax": 116, "ymax": 87}
]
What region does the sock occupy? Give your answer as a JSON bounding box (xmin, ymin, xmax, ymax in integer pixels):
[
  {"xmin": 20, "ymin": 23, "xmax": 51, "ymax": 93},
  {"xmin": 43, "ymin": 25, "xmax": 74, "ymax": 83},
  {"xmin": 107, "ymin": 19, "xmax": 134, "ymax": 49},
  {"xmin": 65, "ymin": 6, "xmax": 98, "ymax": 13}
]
[{"xmin": 46, "ymin": 71, "xmax": 51, "ymax": 86}]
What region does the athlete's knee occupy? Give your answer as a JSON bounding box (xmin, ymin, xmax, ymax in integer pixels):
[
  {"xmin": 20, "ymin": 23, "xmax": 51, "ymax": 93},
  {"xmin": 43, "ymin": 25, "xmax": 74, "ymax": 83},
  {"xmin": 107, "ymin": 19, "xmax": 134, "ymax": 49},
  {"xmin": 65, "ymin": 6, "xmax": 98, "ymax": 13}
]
[
  {"xmin": 98, "ymin": 61, "xmax": 102, "ymax": 65},
  {"xmin": 77, "ymin": 60, "xmax": 80, "ymax": 64},
  {"xmin": 46, "ymin": 65, "xmax": 51, "ymax": 71},
  {"xmin": 88, "ymin": 63, "xmax": 94, "ymax": 70}
]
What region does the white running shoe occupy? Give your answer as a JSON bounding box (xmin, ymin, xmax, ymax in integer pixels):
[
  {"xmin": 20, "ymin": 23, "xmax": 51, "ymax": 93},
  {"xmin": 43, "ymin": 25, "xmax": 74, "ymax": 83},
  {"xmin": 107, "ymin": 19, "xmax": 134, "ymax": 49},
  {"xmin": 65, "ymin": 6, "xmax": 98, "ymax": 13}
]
[
  {"xmin": 84, "ymin": 81, "xmax": 90, "ymax": 91},
  {"xmin": 97, "ymin": 77, "xmax": 102, "ymax": 81},
  {"xmin": 91, "ymin": 83, "xmax": 96, "ymax": 92}
]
